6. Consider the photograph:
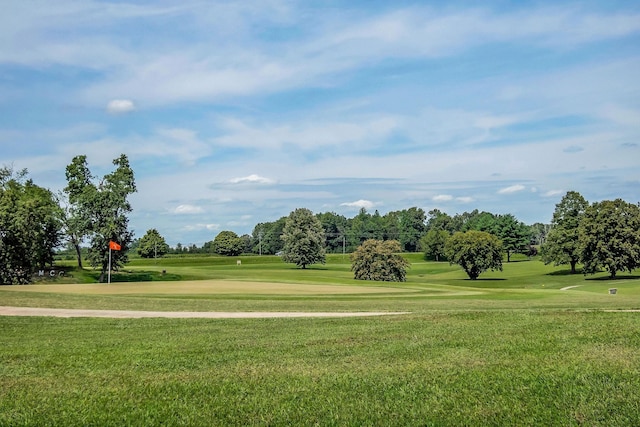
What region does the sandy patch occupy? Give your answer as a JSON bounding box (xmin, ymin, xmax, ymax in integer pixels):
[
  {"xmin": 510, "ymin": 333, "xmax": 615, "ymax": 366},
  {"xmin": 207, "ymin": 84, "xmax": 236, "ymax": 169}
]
[
  {"xmin": 560, "ymin": 285, "xmax": 582, "ymax": 291},
  {"xmin": 0, "ymin": 280, "xmax": 416, "ymax": 296},
  {"xmin": 0, "ymin": 306, "xmax": 409, "ymax": 319}
]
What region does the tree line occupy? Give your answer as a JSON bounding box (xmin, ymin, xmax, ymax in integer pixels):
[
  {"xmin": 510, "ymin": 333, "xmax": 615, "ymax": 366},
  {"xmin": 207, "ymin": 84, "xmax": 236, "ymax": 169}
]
[{"xmin": 2, "ymin": 153, "xmax": 639, "ymax": 284}]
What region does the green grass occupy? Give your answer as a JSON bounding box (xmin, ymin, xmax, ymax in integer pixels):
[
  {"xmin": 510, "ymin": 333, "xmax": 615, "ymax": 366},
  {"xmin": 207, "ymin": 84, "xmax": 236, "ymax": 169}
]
[{"xmin": 2, "ymin": 255, "xmax": 640, "ymax": 425}]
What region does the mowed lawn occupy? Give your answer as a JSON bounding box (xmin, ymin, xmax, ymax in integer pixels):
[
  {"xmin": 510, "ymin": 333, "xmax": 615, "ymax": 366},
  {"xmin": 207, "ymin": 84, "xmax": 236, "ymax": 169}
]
[{"xmin": 1, "ymin": 255, "xmax": 640, "ymax": 425}]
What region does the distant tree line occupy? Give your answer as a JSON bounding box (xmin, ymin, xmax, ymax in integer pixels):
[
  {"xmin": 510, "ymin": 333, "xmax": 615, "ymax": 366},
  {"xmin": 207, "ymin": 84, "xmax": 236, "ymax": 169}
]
[{"xmin": 3, "ymin": 151, "xmax": 639, "ymax": 284}]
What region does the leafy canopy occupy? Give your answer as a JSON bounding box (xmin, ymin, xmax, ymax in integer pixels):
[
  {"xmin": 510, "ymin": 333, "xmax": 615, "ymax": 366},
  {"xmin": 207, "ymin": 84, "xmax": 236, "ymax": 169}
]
[
  {"xmin": 138, "ymin": 229, "xmax": 169, "ymax": 259},
  {"xmin": 445, "ymin": 230, "xmax": 503, "ymax": 280},
  {"xmin": 64, "ymin": 154, "xmax": 136, "ymax": 281},
  {"xmin": 421, "ymin": 229, "xmax": 449, "ymax": 261},
  {"xmin": 0, "ymin": 167, "xmax": 62, "ymax": 284},
  {"xmin": 351, "ymin": 239, "xmax": 409, "ymax": 282},
  {"xmin": 541, "ymin": 191, "xmax": 588, "ymax": 273},
  {"xmin": 281, "ymin": 208, "xmax": 326, "ymax": 269},
  {"xmin": 213, "ymin": 231, "xmax": 244, "ymax": 256},
  {"xmin": 579, "ymin": 199, "xmax": 640, "ymax": 279}
]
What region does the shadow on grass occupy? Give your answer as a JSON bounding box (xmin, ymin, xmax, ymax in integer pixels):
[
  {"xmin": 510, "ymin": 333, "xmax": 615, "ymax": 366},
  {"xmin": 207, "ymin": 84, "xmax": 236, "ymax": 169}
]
[
  {"xmin": 87, "ymin": 270, "xmax": 183, "ymax": 283},
  {"xmin": 586, "ymin": 275, "xmax": 640, "ymax": 281}
]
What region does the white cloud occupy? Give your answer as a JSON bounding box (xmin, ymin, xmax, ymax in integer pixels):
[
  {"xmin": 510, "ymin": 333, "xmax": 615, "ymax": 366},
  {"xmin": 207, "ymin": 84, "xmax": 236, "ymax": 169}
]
[
  {"xmin": 173, "ymin": 204, "xmax": 204, "ymax": 214},
  {"xmin": 498, "ymin": 184, "xmax": 526, "ymax": 194},
  {"xmin": 543, "ymin": 190, "xmax": 564, "ymax": 197},
  {"xmin": 106, "ymin": 99, "xmax": 135, "ymax": 114},
  {"xmin": 341, "ymin": 199, "xmax": 376, "ymax": 210},
  {"xmin": 433, "ymin": 194, "xmax": 453, "ymax": 202},
  {"xmin": 229, "ymin": 174, "xmax": 275, "ymax": 184}
]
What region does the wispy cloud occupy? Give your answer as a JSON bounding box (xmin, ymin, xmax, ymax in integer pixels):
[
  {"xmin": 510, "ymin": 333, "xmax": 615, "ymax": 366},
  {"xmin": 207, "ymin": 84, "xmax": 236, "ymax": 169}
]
[
  {"xmin": 173, "ymin": 204, "xmax": 204, "ymax": 214},
  {"xmin": 106, "ymin": 99, "xmax": 135, "ymax": 114},
  {"xmin": 341, "ymin": 200, "xmax": 376, "ymax": 210},
  {"xmin": 543, "ymin": 190, "xmax": 564, "ymax": 197},
  {"xmin": 183, "ymin": 223, "xmax": 220, "ymax": 232},
  {"xmin": 498, "ymin": 184, "xmax": 526, "ymax": 194},
  {"xmin": 229, "ymin": 174, "xmax": 275, "ymax": 184},
  {"xmin": 433, "ymin": 194, "xmax": 453, "ymax": 202}
]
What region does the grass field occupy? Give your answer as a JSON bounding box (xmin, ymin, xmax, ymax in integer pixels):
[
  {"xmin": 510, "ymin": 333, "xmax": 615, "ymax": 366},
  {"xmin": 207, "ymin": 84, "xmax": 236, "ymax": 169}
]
[{"xmin": 1, "ymin": 254, "xmax": 639, "ymax": 425}]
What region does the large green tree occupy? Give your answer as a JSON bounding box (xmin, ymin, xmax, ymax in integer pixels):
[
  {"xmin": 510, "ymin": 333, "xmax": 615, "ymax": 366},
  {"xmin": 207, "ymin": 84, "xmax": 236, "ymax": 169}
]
[
  {"xmin": 137, "ymin": 229, "xmax": 169, "ymax": 259},
  {"xmin": 445, "ymin": 230, "xmax": 503, "ymax": 280},
  {"xmin": 350, "ymin": 239, "xmax": 409, "ymax": 282},
  {"xmin": 64, "ymin": 154, "xmax": 136, "ymax": 282},
  {"xmin": 0, "ymin": 167, "xmax": 62, "ymax": 284},
  {"xmin": 213, "ymin": 230, "xmax": 244, "ymax": 256},
  {"xmin": 541, "ymin": 191, "xmax": 588, "ymax": 273},
  {"xmin": 420, "ymin": 229, "xmax": 449, "ymax": 261},
  {"xmin": 281, "ymin": 208, "xmax": 326, "ymax": 269},
  {"xmin": 579, "ymin": 199, "xmax": 640, "ymax": 279},
  {"xmin": 388, "ymin": 207, "xmax": 426, "ymax": 252},
  {"xmin": 492, "ymin": 214, "xmax": 531, "ymax": 262}
]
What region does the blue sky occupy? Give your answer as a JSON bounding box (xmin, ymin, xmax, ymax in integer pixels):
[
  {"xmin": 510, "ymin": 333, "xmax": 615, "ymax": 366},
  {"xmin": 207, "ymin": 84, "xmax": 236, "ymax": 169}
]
[{"xmin": 1, "ymin": 1, "xmax": 639, "ymax": 245}]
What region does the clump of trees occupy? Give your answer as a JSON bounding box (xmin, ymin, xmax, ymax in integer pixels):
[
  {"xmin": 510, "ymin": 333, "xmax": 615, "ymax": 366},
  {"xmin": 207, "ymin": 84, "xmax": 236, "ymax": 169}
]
[
  {"xmin": 445, "ymin": 231, "xmax": 503, "ymax": 280},
  {"xmin": 578, "ymin": 199, "xmax": 640, "ymax": 279},
  {"xmin": 64, "ymin": 154, "xmax": 136, "ymax": 282},
  {"xmin": 281, "ymin": 208, "xmax": 326, "ymax": 269},
  {"xmin": 351, "ymin": 239, "xmax": 409, "ymax": 282},
  {"xmin": 0, "ymin": 167, "xmax": 62, "ymax": 284},
  {"xmin": 541, "ymin": 192, "xmax": 640, "ymax": 279}
]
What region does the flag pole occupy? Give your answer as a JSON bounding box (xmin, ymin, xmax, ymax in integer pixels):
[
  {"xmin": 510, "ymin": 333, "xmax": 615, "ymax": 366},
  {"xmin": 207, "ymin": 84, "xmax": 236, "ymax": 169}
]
[{"xmin": 108, "ymin": 246, "xmax": 112, "ymax": 284}]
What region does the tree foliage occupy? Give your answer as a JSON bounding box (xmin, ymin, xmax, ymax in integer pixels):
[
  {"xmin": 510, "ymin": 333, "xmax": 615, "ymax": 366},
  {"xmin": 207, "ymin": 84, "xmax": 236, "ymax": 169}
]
[
  {"xmin": 316, "ymin": 211, "xmax": 348, "ymax": 253},
  {"xmin": 541, "ymin": 191, "xmax": 588, "ymax": 273},
  {"xmin": 445, "ymin": 230, "xmax": 503, "ymax": 280},
  {"xmin": 64, "ymin": 154, "xmax": 136, "ymax": 281},
  {"xmin": 252, "ymin": 217, "xmax": 286, "ymax": 255},
  {"xmin": 213, "ymin": 230, "xmax": 244, "ymax": 256},
  {"xmin": 579, "ymin": 199, "xmax": 640, "ymax": 279},
  {"xmin": 281, "ymin": 208, "xmax": 326, "ymax": 269},
  {"xmin": 0, "ymin": 167, "xmax": 62, "ymax": 284},
  {"xmin": 492, "ymin": 214, "xmax": 531, "ymax": 262},
  {"xmin": 420, "ymin": 229, "xmax": 449, "ymax": 261},
  {"xmin": 350, "ymin": 239, "xmax": 409, "ymax": 282},
  {"xmin": 390, "ymin": 207, "xmax": 426, "ymax": 252},
  {"xmin": 137, "ymin": 229, "xmax": 169, "ymax": 258}
]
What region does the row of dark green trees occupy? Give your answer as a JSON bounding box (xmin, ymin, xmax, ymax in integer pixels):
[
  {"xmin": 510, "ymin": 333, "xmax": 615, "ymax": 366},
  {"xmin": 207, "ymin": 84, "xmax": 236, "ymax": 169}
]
[
  {"xmin": 186, "ymin": 192, "xmax": 640, "ymax": 280},
  {"xmin": 2, "ymin": 152, "xmax": 639, "ymax": 283},
  {"xmin": 196, "ymin": 207, "xmax": 536, "ymax": 260}
]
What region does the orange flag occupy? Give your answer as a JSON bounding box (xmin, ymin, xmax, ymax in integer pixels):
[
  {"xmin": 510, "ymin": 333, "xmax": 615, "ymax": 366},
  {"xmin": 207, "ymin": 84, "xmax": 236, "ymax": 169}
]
[{"xmin": 109, "ymin": 241, "xmax": 121, "ymax": 251}]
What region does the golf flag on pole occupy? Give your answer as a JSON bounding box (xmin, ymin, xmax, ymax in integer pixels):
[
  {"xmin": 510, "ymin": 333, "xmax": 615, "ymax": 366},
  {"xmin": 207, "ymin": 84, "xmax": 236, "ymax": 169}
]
[{"xmin": 109, "ymin": 241, "xmax": 121, "ymax": 251}]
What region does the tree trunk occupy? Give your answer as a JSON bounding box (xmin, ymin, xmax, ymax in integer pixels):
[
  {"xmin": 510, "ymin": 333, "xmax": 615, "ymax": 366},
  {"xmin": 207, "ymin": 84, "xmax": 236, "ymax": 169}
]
[
  {"xmin": 570, "ymin": 260, "xmax": 576, "ymax": 274},
  {"xmin": 74, "ymin": 243, "xmax": 83, "ymax": 269}
]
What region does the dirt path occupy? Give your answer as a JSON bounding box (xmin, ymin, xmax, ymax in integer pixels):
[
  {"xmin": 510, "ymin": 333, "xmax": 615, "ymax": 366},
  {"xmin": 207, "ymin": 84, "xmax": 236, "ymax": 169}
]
[{"xmin": 0, "ymin": 306, "xmax": 409, "ymax": 319}]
